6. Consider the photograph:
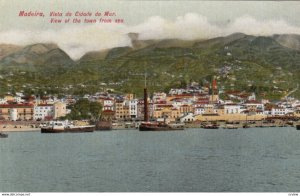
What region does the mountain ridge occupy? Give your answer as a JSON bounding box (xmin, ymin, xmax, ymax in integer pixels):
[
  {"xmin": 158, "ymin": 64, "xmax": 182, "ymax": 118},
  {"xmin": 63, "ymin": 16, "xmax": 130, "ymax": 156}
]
[{"xmin": 0, "ymin": 33, "xmax": 300, "ymax": 99}]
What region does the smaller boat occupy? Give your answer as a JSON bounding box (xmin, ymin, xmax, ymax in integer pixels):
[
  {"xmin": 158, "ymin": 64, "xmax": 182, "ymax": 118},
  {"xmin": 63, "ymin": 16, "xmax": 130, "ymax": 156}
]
[
  {"xmin": 223, "ymin": 124, "xmax": 238, "ymax": 129},
  {"xmin": 202, "ymin": 124, "xmax": 219, "ymax": 129},
  {"xmin": 0, "ymin": 132, "xmax": 8, "ymax": 138},
  {"xmin": 296, "ymin": 125, "xmax": 300, "ymax": 130},
  {"xmin": 139, "ymin": 122, "xmax": 184, "ymax": 131},
  {"xmin": 242, "ymin": 123, "xmax": 250, "ymax": 128},
  {"xmin": 286, "ymin": 121, "xmax": 294, "ymax": 126},
  {"xmin": 278, "ymin": 124, "xmax": 287, "ymax": 127},
  {"xmin": 41, "ymin": 121, "xmax": 95, "ymax": 133}
]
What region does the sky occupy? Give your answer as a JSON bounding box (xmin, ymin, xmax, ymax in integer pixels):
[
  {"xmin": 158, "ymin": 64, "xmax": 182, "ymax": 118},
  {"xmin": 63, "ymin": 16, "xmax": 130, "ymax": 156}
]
[{"xmin": 1, "ymin": 0, "xmax": 300, "ymax": 59}]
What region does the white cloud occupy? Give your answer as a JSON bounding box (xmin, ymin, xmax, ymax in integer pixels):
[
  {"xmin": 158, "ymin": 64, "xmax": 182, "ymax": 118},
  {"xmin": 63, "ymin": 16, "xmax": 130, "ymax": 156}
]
[
  {"xmin": 224, "ymin": 15, "xmax": 300, "ymax": 36},
  {"xmin": 131, "ymin": 14, "xmax": 221, "ymax": 40},
  {"xmin": 0, "ymin": 24, "xmax": 131, "ymax": 60},
  {"xmin": 0, "ymin": 13, "xmax": 300, "ymax": 59}
]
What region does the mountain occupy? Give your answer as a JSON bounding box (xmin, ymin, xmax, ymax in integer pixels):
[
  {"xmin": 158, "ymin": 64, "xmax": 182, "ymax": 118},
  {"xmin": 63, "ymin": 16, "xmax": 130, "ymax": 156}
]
[
  {"xmin": 131, "ymin": 38, "xmax": 198, "ymax": 50},
  {"xmin": 0, "ymin": 33, "xmax": 300, "ymax": 99},
  {"xmin": 0, "ymin": 43, "xmax": 74, "ymax": 71},
  {"xmin": 79, "ymin": 50, "xmax": 110, "ymax": 62},
  {"xmin": 194, "ymin": 33, "xmax": 250, "ymax": 48},
  {"xmin": 75, "ymin": 33, "xmax": 300, "ymax": 98},
  {"xmin": 0, "ymin": 44, "xmax": 23, "ymax": 60},
  {"xmin": 273, "ymin": 34, "xmax": 300, "ymax": 51}
]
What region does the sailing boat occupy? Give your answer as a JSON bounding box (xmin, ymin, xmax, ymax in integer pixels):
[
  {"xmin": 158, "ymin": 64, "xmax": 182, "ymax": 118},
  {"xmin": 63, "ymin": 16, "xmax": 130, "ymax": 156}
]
[{"xmin": 139, "ymin": 74, "xmax": 184, "ymax": 131}]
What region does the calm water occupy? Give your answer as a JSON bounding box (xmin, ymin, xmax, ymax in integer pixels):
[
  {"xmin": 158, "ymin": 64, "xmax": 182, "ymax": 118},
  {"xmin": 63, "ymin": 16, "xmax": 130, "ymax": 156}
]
[{"xmin": 1, "ymin": 127, "xmax": 300, "ymax": 192}]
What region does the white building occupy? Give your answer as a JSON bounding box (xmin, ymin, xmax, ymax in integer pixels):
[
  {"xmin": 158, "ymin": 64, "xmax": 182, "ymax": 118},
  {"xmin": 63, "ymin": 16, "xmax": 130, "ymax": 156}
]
[
  {"xmin": 153, "ymin": 92, "xmax": 167, "ymax": 102},
  {"xmin": 172, "ymin": 99, "xmax": 183, "ymax": 109},
  {"xmin": 244, "ymin": 101, "xmax": 264, "ymax": 111},
  {"xmin": 180, "ymin": 113, "xmax": 195, "ymax": 123},
  {"xmin": 34, "ymin": 104, "xmax": 53, "ymax": 120},
  {"xmin": 129, "ymin": 99, "xmax": 138, "ymax": 118},
  {"xmin": 169, "ymin": 88, "xmax": 185, "ymax": 95},
  {"xmin": 103, "ymin": 98, "xmax": 114, "ymax": 111},
  {"xmin": 264, "ymin": 110, "xmax": 272, "ymax": 116},
  {"xmin": 194, "ymin": 107, "xmax": 205, "ymax": 115},
  {"xmin": 9, "ymin": 108, "xmax": 18, "ymax": 121},
  {"xmin": 204, "ymin": 104, "xmax": 218, "ymax": 114},
  {"xmin": 270, "ymin": 107, "xmax": 291, "ymax": 116},
  {"xmin": 0, "ymin": 98, "xmax": 7, "ymax": 104},
  {"xmin": 224, "ymin": 104, "xmax": 244, "ymax": 114},
  {"xmin": 14, "ymin": 96, "xmax": 24, "ymax": 103},
  {"xmin": 248, "ymin": 93, "xmax": 256, "ymax": 101}
]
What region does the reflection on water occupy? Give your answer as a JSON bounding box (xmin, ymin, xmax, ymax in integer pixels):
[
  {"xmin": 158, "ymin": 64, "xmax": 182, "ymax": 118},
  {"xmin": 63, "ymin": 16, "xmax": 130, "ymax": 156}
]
[{"xmin": 0, "ymin": 127, "xmax": 300, "ymax": 192}]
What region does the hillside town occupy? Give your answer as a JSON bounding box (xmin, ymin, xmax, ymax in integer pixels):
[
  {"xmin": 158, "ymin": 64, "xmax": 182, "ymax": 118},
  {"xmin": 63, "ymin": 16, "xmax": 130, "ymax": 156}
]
[{"xmin": 0, "ymin": 80, "xmax": 300, "ymax": 129}]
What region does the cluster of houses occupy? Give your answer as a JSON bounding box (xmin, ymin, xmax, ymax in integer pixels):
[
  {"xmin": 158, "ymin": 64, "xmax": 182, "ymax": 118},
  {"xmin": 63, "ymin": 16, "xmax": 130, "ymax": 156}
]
[
  {"xmin": 96, "ymin": 85, "xmax": 300, "ymax": 123},
  {"xmin": 1, "ymin": 83, "xmax": 300, "ymax": 123},
  {"xmin": 0, "ymin": 94, "xmax": 67, "ymax": 121}
]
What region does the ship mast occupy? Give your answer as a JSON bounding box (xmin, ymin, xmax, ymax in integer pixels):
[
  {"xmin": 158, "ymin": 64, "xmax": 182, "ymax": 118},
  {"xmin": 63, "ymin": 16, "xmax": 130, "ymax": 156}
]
[
  {"xmin": 144, "ymin": 72, "xmax": 149, "ymax": 122},
  {"xmin": 210, "ymin": 76, "xmax": 217, "ymax": 104}
]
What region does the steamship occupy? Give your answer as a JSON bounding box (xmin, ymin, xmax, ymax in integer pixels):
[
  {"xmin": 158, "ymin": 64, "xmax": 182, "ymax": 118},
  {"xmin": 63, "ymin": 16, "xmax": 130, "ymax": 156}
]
[{"xmin": 41, "ymin": 121, "xmax": 95, "ymax": 133}]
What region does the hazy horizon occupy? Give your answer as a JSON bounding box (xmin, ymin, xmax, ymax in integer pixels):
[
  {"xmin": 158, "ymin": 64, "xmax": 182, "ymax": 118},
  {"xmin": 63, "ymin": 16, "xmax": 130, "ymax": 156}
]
[{"xmin": 1, "ymin": 0, "xmax": 300, "ymax": 59}]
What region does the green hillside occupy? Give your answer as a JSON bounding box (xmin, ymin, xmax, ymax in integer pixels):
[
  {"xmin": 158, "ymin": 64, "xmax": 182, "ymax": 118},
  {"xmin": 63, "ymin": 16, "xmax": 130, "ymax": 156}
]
[{"xmin": 0, "ymin": 33, "xmax": 300, "ymax": 100}]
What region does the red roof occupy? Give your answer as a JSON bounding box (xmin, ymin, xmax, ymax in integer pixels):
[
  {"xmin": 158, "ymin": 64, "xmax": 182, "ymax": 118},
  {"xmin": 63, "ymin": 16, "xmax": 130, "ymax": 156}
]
[
  {"xmin": 197, "ymin": 97, "xmax": 209, "ymax": 100},
  {"xmin": 195, "ymin": 93, "xmax": 209, "ymax": 97},
  {"xmin": 22, "ymin": 96, "xmax": 35, "ymax": 100},
  {"xmin": 169, "ymin": 98, "xmax": 182, "ymax": 102},
  {"xmin": 156, "ymin": 100, "xmax": 167, "ymax": 104},
  {"xmin": 0, "ymin": 103, "xmax": 34, "ymax": 108},
  {"xmin": 37, "ymin": 104, "xmax": 53, "ymax": 106},
  {"xmin": 181, "ymin": 104, "xmax": 190, "ymax": 107},
  {"xmin": 155, "ymin": 104, "xmax": 173, "ymax": 107},
  {"xmin": 239, "ymin": 94, "xmax": 249, "ymax": 98},
  {"xmin": 194, "ymin": 101, "xmax": 209, "ymax": 104},
  {"xmin": 174, "ymin": 94, "xmax": 194, "ymax": 97}
]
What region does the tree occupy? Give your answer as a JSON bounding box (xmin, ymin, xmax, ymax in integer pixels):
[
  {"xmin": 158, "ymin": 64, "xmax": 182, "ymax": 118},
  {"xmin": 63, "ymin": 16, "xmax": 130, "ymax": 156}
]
[
  {"xmin": 89, "ymin": 101, "xmax": 102, "ymax": 121},
  {"xmin": 65, "ymin": 99, "xmax": 102, "ymax": 121}
]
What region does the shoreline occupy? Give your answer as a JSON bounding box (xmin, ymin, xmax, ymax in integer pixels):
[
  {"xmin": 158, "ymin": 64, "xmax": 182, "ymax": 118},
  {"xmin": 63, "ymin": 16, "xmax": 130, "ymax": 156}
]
[
  {"xmin": 1, "ymin": 121, "xmax": 298, "ymax": 132},
  {"xmin": 1, "ymin": 126, "xmax": 40, "ymax": 132},
  {"xmin": 1, "ymin": 126, "xmax": 297, "ymax": 132}
]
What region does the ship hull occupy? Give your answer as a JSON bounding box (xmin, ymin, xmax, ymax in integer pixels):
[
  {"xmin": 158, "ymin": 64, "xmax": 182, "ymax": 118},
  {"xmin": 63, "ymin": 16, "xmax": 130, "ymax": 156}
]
[
  {"xmin": 296, "ymin": 125, "xmax": 300, "ymax": 130},
  {"xmin": 243, "ymin": 125, "xmax": 250, "ymax": 128},
  {"xmin": 95, "ymin": 121, "xmax": 112, "ymax": 131},
  {"xmin": 202, "ymin": 125, "xmax": 219, "ymax": 129},
  {"xmin": 0, "ymin": 133, "xmax": 8, "ymax": 138},
  {"xmin": 223, "ymin": 126, "xmax": 238, "ymax": 129},
  {"xmin": 139, "ymin": 123, "xmax": 184, "ymax": 131},
  {"xmin": 41, "ymin": 126, "xmax": 95, "ymax": 133}
]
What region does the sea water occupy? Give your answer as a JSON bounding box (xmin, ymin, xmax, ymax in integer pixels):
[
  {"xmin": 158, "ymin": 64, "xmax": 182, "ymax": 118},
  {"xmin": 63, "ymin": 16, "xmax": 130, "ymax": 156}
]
[{"xmin": 1, "ymin": 127, "xmax": 300, "ymax": 192}]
